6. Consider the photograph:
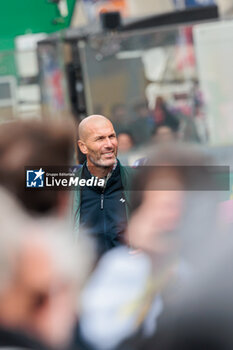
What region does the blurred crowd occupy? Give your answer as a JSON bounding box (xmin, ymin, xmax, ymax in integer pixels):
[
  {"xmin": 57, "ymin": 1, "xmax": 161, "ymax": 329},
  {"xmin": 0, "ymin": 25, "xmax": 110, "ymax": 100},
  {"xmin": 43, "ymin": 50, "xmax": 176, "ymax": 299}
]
[
  {"xmin": 0, "ymin": 116, "xmax": 232, "ymax": 350},
  {"xmin": 99, "ymin": 96, "xmax": 202, "ymax": 167}
]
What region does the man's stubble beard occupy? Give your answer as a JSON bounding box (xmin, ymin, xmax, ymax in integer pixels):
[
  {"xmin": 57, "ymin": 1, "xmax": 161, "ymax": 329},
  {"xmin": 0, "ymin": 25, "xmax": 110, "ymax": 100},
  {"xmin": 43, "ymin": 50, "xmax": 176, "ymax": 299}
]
[
  {"xmin": 89, "ymin": 154, "xmax": 117, "ymax": 169},
  {"xmin": 89, "ymin": 147, "xmax": 118, "ymax": 168}
]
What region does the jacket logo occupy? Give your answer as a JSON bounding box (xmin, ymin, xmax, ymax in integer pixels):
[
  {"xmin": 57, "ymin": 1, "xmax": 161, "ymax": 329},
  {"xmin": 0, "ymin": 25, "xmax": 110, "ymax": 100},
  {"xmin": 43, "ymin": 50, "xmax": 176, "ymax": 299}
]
[{"xmin": 120, "ymin": 198, "xmax": 125, "ymax": 203}]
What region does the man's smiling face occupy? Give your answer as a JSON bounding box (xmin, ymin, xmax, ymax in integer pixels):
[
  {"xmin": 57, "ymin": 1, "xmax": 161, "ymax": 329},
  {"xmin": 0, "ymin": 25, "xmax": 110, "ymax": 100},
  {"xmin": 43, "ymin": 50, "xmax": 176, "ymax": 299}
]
[{"xmin": 79, "ymin": 119, "xmax": 118, "ymax": 169}]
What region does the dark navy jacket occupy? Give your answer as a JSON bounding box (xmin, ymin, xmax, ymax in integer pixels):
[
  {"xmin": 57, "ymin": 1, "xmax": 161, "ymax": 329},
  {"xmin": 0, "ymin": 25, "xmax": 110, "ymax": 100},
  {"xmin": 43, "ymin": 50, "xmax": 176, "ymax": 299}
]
[
  {"xmin": 72, "ymin": 160, "xmax": 136, "ymax": 255},
  {"xmin": 80, "ymin": 161, "xmax": 128, "ymax": 255}
]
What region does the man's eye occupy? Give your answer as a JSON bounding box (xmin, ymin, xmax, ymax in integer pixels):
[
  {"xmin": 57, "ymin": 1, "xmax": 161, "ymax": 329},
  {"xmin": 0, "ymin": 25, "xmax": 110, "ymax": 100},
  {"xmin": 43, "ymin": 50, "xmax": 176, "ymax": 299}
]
[{"xmin": 110, "ymin": 135, "xmax": 116, "ymax": 138}]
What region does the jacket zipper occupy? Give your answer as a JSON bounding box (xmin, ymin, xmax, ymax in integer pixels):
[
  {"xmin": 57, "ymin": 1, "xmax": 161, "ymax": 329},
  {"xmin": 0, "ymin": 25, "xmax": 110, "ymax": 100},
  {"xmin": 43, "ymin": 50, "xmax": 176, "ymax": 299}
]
[
  {"xmin": 101, "ymin": 193, "xmax": 104, "ymax": 210},
  {"xmin": 101, "ymin": 175, "xmax": 108, "ymax": 210}
]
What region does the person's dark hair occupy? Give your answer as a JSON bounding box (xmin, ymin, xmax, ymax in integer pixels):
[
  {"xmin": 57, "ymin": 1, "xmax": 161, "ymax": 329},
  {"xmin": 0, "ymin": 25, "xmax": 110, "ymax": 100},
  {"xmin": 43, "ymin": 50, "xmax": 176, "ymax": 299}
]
[
  {"xmin": 0, "ymin": 120, "xmax": 74, "ymax": 215},
  {"xmin": 117, "ymin": 130, "xmax": 135, "ymax": 145},
  {"xmin": 133, "ymin": 101, "xmax": 148, "ymax": 114},
  {"xmin": 154, "ymin": 121, "xmax": 179, "ymax": 135}
]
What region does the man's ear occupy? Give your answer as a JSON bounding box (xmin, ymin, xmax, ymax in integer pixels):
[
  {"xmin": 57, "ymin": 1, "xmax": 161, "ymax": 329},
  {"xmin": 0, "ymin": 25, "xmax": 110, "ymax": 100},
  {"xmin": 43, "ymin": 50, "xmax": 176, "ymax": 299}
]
[{"xmin": 78, "ymin": 140, "xmax": 87, "ymax": 154}]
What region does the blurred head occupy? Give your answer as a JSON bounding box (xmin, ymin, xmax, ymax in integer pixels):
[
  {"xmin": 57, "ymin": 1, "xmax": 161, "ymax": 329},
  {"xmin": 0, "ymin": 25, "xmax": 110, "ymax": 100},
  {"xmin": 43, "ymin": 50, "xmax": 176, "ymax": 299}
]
[
  {"xmin": 78, "ymin": 115, "xmax": 118, "ymax": 170},
  {"xmin": 0, "ymin": 192, "xmax": 93, "ymax": 348},
  {"xmin": 154, "ymin": 125, "xmax": 177, "ymax": 143},
  {"xmin": 111, "ymin": 104, "xmax": 126, "ymax": 120},
  {"xmin": 127, "ymin": 167, "xmax": 185, "ymax": 255},
  {"xmin": 0, "ymin": 120, "xmax": 74, "ymax": 217},
  {"xmin": 117, "ymin": 131, "xmax": 134, "ymax": 153},
  {"xmin": 134, "ymin": 102, "xmax": 150, "ymax": 118},
  {"xmin": 127, "ymin": 143, "xmax": 214, "ymax": 257}
]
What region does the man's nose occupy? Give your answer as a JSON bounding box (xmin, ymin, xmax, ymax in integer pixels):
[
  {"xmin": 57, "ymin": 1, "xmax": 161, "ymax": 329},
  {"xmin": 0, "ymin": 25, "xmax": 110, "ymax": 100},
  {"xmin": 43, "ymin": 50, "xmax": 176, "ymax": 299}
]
[{"xmin": 104, "ymin": 137, "xmax": 113, "ymax": 148}]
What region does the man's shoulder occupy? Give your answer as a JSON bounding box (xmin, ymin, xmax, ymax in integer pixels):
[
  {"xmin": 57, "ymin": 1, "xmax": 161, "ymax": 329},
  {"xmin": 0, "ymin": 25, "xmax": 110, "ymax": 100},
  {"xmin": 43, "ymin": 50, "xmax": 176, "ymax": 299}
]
[
  {"xmin": 118, "ymin": 161, "xmax": 137, "ymax": 190},
  {"xmin": 72, "ymin": 164, "xmax": 83, "ymax": 175},
  {"xmin": 119, "ymin": 162, "xmax": 137, "ymax": 176},
  {"xmin": 71, "ymin": 165, "xmax": 83, "ymax": 199}
]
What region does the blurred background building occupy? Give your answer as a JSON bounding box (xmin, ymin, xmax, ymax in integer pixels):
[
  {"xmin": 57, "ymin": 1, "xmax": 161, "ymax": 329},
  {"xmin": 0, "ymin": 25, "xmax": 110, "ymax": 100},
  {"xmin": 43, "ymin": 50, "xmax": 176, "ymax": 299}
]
[{"xmin": 0, "ymin": 0, "xmax": 233, "ymax": 148}]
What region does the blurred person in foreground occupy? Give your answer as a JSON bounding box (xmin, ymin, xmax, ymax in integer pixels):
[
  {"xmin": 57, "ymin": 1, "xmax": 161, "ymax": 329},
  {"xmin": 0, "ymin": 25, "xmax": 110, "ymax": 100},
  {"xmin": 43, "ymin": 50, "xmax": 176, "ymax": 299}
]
[
  {"xmin": 119, "ymin": 196, "xmax": 233, "ymax": 349},
  {"xmin": 0, "ymin": 187, "xmax": 93, "ymax": 350},
  {"xmin": 79, "ymin": 142, "xmax": 220, "ymax": 350},
  {"xmin": 122, "ymin": 236, "xmax": 233, "ymax": 350},
  {"xmin": 73, "ymin": 115, "xmax": 135, "ymax": 256},
  {"xmin": 0, "ymin": 119, "xmax": 74, "ymax": 218}
]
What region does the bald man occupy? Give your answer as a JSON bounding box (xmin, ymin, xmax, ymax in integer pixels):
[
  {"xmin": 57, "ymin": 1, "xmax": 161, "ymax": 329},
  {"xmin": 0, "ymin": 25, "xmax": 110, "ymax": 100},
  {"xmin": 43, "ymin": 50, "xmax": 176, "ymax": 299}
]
[{"xmin": 73, "ymin": 115, "xmax": 135, "ymax": 255}]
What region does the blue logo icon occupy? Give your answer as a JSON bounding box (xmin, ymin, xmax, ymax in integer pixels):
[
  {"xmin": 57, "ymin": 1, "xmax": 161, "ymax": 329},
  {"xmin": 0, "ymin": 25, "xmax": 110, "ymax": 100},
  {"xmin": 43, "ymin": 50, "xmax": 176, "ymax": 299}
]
[{"xmin": 26, "ymin": 168, "xmax": 45, "ymax": 188}]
